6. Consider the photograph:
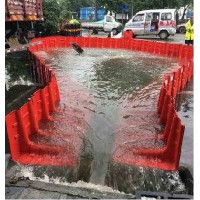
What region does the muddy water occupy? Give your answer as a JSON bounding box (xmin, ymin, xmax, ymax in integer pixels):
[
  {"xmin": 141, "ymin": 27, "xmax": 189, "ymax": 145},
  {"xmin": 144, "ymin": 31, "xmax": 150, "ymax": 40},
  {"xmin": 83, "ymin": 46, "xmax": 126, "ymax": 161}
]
[{"xmin": 26, "ymin": 48, "xmax": 188, "ymax": 194}]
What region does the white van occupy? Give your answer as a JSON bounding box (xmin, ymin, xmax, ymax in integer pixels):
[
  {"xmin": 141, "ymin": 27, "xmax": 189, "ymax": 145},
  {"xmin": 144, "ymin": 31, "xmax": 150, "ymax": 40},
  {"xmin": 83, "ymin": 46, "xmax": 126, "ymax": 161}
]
[{"xmin": 124, "ymin": 9, "xmax": 177, "ymax": 39}]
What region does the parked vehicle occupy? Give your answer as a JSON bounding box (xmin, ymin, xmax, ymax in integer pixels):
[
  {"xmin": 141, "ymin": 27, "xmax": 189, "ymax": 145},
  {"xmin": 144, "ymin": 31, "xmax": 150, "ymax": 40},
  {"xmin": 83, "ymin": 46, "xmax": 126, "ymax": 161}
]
[
  {"xmin": 176, "ymin": 23, "xmax": 186, "ymax": 33},
  {"xmin": 124, "ymin": 9, "xmax": 177, "ymax": 39},
  {"xmin": 81, "ymin": 15, "xmax": 123, "ymax": 35}
]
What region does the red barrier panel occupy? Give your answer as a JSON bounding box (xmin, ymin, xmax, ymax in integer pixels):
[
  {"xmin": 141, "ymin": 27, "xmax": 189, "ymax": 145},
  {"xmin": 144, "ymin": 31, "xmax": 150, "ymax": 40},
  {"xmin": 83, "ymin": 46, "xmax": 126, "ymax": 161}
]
[
  {"xmin": 179, "ymin": 45, "xmax": 193, "ymax": 60},
  {"xmin": 123, "ymin": 31, "xmax": 132, "ymax": 40},
  {"xmin": 48, "ymin": 38, "xmax": 57, "ymax": 48},
  {"xmin": 160, "ymin": 94, "xmax": 173, "ymax": 124},
  {"xmin": 5, "ymin": 91, "xmax": 78, "ymax": 167},
  {"xmin": 7, "ymin": 36, "xmax": 193, "ymax": 170},
  {"xmin": 6, "ymin": 111, "xmax": 24, "ymax": 160},
  {"xmin": 114, "ymin": 38, "xmax": 122, "ymax": 49},
  {"xmin": 140, "ymin": 40, "xmax": 152, "ymax": 53},
  {"xmin": 157, "ymin": 87, "xmax": 167, "ymax": 114},
  {"xmin": 180, "ymin": 64, "xmax": 188, "ymax": 90},
  {"xmin": 165, "ymin": 43, "xmax": 181, "ymax": 58},
  {"xmin": 58, "ymin": 37, "xmax": 67, "ymax": 48},
  {"xmin": 143, "ymin": 114, "xmax": 184, "ymax": 170},
  {"xmin": 188, "ymin": 60, "xmax": 194, "ymax": 80},
  {"xmin": 110, "ymin": 38, "xmax": 117, "ymax": 49},
  {"xmin": 88, "ymin": 37, "xmax": 97, "ymax": 48},
  {"xmin": 154, "ymin": 42, "xmax": 166, "ymax": 56},
  {"xmin": 146, "ymin": 41, "xmax": 156, "ymax": 53},
  {"xmin": 112, "ymin": 112, "xmax": 184, "ymax": 170}
]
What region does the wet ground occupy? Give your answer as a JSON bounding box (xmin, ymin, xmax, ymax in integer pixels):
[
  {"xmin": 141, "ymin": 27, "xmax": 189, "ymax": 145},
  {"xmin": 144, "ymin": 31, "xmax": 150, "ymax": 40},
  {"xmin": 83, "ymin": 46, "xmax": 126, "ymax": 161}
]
[
  {"xmin": 5, "ymin": 45, "xmax": 193, "ymax": 197},
  {"xmin": 176, "ymin": 80, "xmax": 193, "ymax": 176},
  {"xmin": 82, "ymin": 30, "xmax": 185, "ymax": 44}
]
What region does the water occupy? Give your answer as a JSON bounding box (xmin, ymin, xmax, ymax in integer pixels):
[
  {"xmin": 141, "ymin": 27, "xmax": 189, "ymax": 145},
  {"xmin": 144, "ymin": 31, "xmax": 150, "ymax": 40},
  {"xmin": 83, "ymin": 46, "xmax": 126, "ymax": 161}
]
[
  {"xmin": 16, "ymin": 48, "xmax": 189, "ymax": 194},
  {"xmin": 5, "ymin": 51, "xmax": 34, "ymax": 91},
  {"xmin": 5, "ymin": 51, "xmax": 40, "ymax": 115}
]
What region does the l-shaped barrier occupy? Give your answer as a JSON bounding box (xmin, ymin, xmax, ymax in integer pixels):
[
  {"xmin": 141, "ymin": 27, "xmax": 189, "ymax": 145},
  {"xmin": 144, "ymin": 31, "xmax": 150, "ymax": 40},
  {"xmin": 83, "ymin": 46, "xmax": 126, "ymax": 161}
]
[{"xmin": 5, "ymin": 36, "xmax": 193, "ymax": 170}]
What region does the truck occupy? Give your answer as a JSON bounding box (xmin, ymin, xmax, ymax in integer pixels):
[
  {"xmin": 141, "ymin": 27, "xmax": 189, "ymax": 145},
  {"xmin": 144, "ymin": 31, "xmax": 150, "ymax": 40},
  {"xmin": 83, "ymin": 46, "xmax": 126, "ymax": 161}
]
[
  {"xmin": 81, "ymin": 15, "xmax": 123, "ymax": 35},
  {"xmin": 5, "ymin": 0, "xmax": 44, "ymax": 48}
]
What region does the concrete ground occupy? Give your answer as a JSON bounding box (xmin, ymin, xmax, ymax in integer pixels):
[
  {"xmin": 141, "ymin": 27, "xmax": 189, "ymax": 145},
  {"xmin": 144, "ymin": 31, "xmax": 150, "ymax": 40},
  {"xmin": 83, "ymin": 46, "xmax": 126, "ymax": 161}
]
[{"xmin": 5, "ymin": 156, "xmax": 134, "ymax": 199}]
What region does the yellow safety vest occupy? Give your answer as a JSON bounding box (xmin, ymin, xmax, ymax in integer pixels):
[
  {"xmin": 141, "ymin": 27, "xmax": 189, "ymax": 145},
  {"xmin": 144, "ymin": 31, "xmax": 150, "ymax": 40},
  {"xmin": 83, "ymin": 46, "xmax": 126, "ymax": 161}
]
[{"xmin": 185, "ymin": 20, "xmax": 194, "ymax": 40}]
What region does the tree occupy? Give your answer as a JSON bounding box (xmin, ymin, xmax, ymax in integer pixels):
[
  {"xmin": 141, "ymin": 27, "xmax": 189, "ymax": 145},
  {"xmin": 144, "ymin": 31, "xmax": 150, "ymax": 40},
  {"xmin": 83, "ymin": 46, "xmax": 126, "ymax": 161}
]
[
  {"xmin": 57, "ymin": 0, "xmax": 72, "ymax": 24},
  {"xmin": 177, "ymin": 0, "xmax": 193, "ymax": 20},
  {"xmin": 97, "ymin": 0, "xmax": 193, "ymax": 17},
  {"xmin": 36, "ymin": 0, "xmax": 61, "ymax": 36},
  {"xmin": 95, "ymin": 0, "xmax": 125, "ymax": 13}
]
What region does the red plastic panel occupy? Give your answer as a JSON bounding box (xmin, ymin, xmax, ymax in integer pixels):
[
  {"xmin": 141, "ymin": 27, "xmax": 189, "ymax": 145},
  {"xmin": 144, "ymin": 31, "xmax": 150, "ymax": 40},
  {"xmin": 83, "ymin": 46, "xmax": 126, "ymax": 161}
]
[
  {"xmin": 31, "ymin": 90, "xmax": 43, "ymax": 121},
  {"xmin": 58, "ymin": 37, "xmax": 67, "ymax": 48},
  {"xmin": 110, "ymin": 38, "xmax": 118, "ymax": 49},
  {"xmin": 112, "ymin": 113, "xmax": 184, "ymax": 170},
  {"xmin": 160, "ymin": 95, "xmax": 173, "ymax": 124},
  {"xmin": 113, "ymin": 38, "xmax": 122, "ymax": 48},
  {"xmin": 123, "ymin": 31, "xmax": 133, "ymax": 40},
  {"xmin": 6, "ymin": 36, "xmax": 193, "ymax": 170},
  {"xmin": 154, "ymin": 42, "xmax": 166, "ymax": 55},
  {"xmin": 6, "ymin": 111, "xmax": 23, "ymax": 160}
]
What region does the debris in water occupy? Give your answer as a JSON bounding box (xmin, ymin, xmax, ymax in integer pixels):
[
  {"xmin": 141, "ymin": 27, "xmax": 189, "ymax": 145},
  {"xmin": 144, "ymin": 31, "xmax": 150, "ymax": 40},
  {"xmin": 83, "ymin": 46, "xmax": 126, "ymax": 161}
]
[
  {"xmin": 83, "ymin": 106, "xmax": 96, "ymax": 113},
  {"xmin": 123, "ymin": 115, "xmax": 132, "ymax": 119},
  {"xmin": 71, "ymin": 43, "xmax": 84, "ymax": 55}
]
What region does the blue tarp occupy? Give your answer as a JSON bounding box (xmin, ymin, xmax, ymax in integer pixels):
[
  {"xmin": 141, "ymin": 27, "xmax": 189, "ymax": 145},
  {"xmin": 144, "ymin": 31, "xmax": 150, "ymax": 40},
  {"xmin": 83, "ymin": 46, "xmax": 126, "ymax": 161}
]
[{"xmin": 186, "ymin": 11, "xmax": 193, "ymax": 19}]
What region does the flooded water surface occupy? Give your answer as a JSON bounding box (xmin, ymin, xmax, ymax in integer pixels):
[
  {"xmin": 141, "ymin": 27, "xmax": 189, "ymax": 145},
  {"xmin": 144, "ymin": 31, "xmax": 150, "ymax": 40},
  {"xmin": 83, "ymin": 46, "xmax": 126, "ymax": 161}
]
[{"xmin": 18, "ymin": 48, "xmax": 190, "ymax": 194}]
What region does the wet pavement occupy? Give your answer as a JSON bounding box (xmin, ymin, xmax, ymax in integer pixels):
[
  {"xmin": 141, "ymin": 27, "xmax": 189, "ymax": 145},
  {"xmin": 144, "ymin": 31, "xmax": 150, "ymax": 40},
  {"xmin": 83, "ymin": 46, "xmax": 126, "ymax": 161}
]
[
  {"xmin": 5, "ymin": 40, "xmax": 193, "ymax": 198},
  {"xmin": 82, "ymin": 30, "xmax": 185, "ymax": 44},
  {"xmin": 176, "ymin": 80, "xmax": 193, "ymax": 176}
]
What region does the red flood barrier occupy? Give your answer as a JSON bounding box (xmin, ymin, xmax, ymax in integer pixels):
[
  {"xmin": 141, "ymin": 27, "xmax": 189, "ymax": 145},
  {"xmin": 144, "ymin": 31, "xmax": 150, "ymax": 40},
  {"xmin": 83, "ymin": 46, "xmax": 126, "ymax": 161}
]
[
  {"xmin": 6, "ymin": 36, "xmax": 193, "ymax": 170},
  {"xmin": 5, "ymin": 75, "xmax": 77, "ymax": 167},
  {"xmin": 113, "ymin": 112, "xmax": 185, "ymax": 170}
]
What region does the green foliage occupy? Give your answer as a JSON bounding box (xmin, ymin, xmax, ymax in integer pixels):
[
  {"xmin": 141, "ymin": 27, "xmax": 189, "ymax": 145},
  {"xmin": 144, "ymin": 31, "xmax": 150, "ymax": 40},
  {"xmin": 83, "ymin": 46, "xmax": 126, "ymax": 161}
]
[
  {"xmin": 35, "ymin": 0, "xmax": 193, "ymax": 36},
  {"xmin": 36, "ymin": 0, "xmax": 61, "ymax": 36},
  {"xmin": 58, "ymin": 0, "xmax": 94, "ymax": 13},
  {"xmin": 97, "ymin": 0, "xmax": 193, "ymax": 16}
]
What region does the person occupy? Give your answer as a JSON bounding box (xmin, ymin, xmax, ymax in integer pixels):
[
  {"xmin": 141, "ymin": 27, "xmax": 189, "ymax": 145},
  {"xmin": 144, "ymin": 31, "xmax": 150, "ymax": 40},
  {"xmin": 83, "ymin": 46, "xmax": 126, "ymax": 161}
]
[
  {"xmin": 185, "ymin": 16, "xmax": 194, "ymax": 46},
  {"xmin": 152, "ymin": 13, "xmax": 159, "ymax": 31}
]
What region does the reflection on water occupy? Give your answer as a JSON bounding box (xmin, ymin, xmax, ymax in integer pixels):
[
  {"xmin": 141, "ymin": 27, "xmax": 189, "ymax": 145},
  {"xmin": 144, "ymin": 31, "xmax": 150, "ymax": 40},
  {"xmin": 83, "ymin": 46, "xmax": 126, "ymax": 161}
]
[
  {"xmin": 21, "ymin": 48, "xmax": 189, "ymax": 194},
  {"xmin": 5, "ymin": 51, "xmax": 34, "ymax": 90},
  {"xmin": 39, "ymin": 48, "xmax": 177, "ymax": 102}
]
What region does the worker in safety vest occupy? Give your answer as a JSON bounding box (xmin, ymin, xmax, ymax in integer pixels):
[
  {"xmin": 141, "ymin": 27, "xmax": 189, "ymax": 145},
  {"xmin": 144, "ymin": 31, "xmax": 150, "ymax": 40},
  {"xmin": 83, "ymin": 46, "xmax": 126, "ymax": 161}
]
[{"xmin": 185, "ymin": 16, "xmax": 194, "ymax": 46}]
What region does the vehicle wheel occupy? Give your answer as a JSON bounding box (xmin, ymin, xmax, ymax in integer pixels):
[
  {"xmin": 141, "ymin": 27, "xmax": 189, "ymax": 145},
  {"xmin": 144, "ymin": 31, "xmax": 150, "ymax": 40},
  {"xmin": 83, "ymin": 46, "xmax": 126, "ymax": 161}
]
[
  {"xmin": 93, "ymin": 29, "xmax": 98, "ymax": 34},
  {"xmin": 112, "ymin": 28, "xmax": 118, "ymax": 35},
  {"xmin": 89, "ymin": 28, "xmax": 94, "ymax": 34},
  {"xmin": 159, "ymin": 30, "xmax": 169, "ymax": 40},
  {"xmin": 179, "ymin": 26, "xmax": 186, "ymax": 34}
]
